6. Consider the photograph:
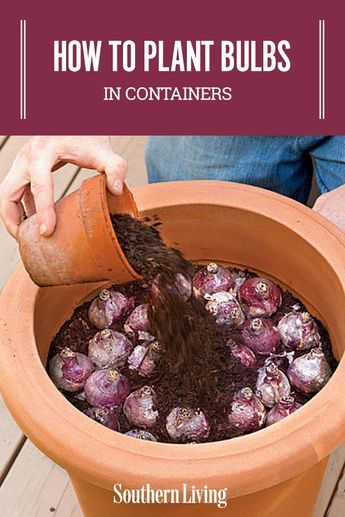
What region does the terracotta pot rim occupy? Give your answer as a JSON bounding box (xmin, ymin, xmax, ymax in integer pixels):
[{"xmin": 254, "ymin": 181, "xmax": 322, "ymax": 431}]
[
  {"xmin": 83, "ymin": 175, "xmax": 142, "ymax": 281},
  {"xmin": 1, "ymin": 180, "xmax": 345, "ymax": 496}
]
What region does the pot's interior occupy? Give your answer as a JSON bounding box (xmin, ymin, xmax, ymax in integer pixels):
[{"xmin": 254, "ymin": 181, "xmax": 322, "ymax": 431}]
[{"xmin": 34, "ymin": 202, "xmax": 345, "ymax": 368}]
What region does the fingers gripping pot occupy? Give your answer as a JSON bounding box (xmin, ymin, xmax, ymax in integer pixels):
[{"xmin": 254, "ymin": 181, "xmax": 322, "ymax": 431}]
[{"xmin": 17, "ymin": 175, "xmax": 141, "ymax": 286}]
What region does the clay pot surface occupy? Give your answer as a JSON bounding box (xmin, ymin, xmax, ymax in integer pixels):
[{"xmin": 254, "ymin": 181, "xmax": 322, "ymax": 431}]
[
  {"xmin": 18, "ymin": 175, "xmax": 141, "ymax": 286},
  {"xmin": 1, "ymin": 180, "xmax": 345, "ymax": 514}
]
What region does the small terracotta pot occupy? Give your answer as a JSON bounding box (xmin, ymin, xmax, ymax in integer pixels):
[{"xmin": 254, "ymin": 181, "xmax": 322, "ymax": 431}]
[
  {"xmin": 1, "ymin": 180, "xmax": 345, "ymax": 517},
  {"xmin": 18, "ymin": 175, "xmax": 141, "ymax": 286}
]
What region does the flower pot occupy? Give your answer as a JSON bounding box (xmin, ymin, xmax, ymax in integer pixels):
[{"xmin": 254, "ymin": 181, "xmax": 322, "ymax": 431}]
[
  {"xmin": 17, "ymin": 175, "xmax": 141, "ymax": 286},
  {"xmin": 1, "ymin": 180, "xmax": 345, "ymax": 517}
]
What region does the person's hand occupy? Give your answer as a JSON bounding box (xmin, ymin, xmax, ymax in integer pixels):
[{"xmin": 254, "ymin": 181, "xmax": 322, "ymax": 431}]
[
  {"xmin": 313, "ymin": 184, "xmax": 345, "ymax": 233},
  {"xmin": 0, "ymin": 136, "xmax": 127, "ymax": 239}
]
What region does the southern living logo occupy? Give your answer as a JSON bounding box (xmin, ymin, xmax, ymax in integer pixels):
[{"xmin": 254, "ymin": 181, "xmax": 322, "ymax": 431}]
[{"xmin": 113, "ymin": 483, "xmax": 228, "ymax": 508}]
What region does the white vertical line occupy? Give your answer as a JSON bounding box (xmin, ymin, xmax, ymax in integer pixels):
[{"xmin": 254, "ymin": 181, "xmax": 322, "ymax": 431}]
[
  {"xmin": 322, "ymin": 19, "xmax": 325, "ymax": 120},
  {"xmin": 23, "ymin": 20, "xmax": 26, "ymax": 119},
  {"xmin": 319, "ymin": 19, "xmax": 326, "ymax": 120},
  {"xmin": 19, "ymin": 19, "xmax": 27, "ymax": 120},
  {"xmin": 319, "ymin": 20, "xmax": 321, "ymax": 120},
  {"xmin": 20, "ymin": 20, "xmax": 22, "ymax": 119}
]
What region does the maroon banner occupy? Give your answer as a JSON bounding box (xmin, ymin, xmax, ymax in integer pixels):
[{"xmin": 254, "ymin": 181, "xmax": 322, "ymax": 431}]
[{"xmin": 0, "ymin": 0, "xmax": 344, "ymax": 135}]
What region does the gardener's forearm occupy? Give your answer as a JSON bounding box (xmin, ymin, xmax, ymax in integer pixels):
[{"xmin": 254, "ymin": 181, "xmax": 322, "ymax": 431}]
[{"xmin": 0, "ymin": 136, "xmax": 127, "ymax": 238}]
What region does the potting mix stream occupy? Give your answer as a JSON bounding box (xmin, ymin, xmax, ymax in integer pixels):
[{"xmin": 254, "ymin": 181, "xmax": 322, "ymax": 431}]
[{"xmin": 48, "ymin": 214, "xmax": 337, "ymax": 443}]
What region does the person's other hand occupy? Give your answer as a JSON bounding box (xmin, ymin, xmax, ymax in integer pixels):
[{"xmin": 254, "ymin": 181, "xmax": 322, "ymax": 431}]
[
  {"xmin": 313, "ymin": 184, "xmax": 345, "ymax": 233},
  {"xmin": 0, "ymin": 136, "xmax": 127, "ymax": 239}
]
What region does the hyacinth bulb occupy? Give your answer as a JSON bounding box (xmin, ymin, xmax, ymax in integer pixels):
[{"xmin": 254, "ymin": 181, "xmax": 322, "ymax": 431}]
[
  {"xmin": 166, "ymin": 407, "xmax": 210, "ymax": 442},
  {"xmin": 151, "ymin": 273, "xmax": 192, "ymax": 302},
  {"xmin": 241, "ymin": 318, "xmax": 280, "ymax": 355},
  {"xmin": 266, "ymin": 396, "xmax": 302, "ymax": 426},
  {"xmin": 287, "ymin": 348, "xmax": 332, "ymax": 394},
  {"xmin": 125, "ymin": 429, "xmax": 157, "ymax": 441},
  {"xmin": 88, "ymin": 289, "xmax": 131, "ymax": 329},
  {"xmin": 278, "ymin": 312, "xmax": 321, "ymax": 351},
  {"xmin": 205, "ymin": 291, "xmax": 245, "ymax": 327},
  {"xmin": 88, "ymin": 329, "xmax": 133, "ymax": 368},
  {"xmin": 49, "ymin": 347, "xmax": 94, "ymax": 392},
  {"xmin": 85, "ymin": 407, "xmax": 119, "ymax": 430},
  {"xmin": 84, "ymin": 369, "xmax": 130, "ymax": 407},
  {"xmin": 239, "ymin": 277, "xmax": 282, "ymax": 317},
  {"xmin": 193, "ymin": 263, "xmax": 234, "ymax": 298},
  {"xmin": 124, "ymin": 304, "xmax": 150, "ymax": 338},
  {"xmin": 256, "ymin": 363, "xmax": 291, "ymax": 407},
  {"xmin": 128, "ymin": 340, "xmax": 162, "ymax": 377},
  {"xmin": 227, "ymin": 339, "xmax": 257, "ymax": 367},
  {"xmin": 228, "ymin": 387, "xmax": 266, "ymax": 433},
  {"xmin": 123, "ymin": 386, "xmax": 159, "ymax": 428}
]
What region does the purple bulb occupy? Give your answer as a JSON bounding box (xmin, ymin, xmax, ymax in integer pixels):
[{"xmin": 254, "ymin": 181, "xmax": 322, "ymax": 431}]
[
  {"xmin": 85, "ymin": 407, "xmax": 119, "ymax": 430},
  {"xmin": 88, "ymin": 289, "xmax": 132, "ymax": 329},
  {"xmin": 266, "ymin": 396, "xmax": 301, "ymax": 426},
  {"xmin": 166, "ymin": 407, "xmax": 210, "ymax": 443},
  {"xmin": 256, "ymin": 363, "xmax": 291, "ymax": 407},
  {"xmin": 278, "ymin": 312, "xmax": 321, "ymax": 351},
  {"xmin": 193, "ymin": 263, "xmax": 234, "ymax": 299},
  {"xmin": 205, "ymin": 291, "xmax": 245, "ymax": 327},
  {"xmin": 49, "ymin": 347, "xmax": 94, "ymax": 392},
  {"xmin": 124, "ymin": 304, "xmax": 150, "ymax": 338},
  {"xmin": 128, "ymin": 340, "xmax": 162, "ymax": 377},
  {"xmin": 123, "ymin": 386, "xmax": 159, "ymax": 429},
  {"xmin": 287, "ymin": 348, "xmax": 332, "ymax": 394},
  {"xmin": 227, "ymin": 339, "xmax": 257, "ymax": 367},
  {"xmin": 88, "ymin": 329, "xmax": 133, "ymax": 369},
  {"xmin": 239, "ymin": 277, "xmax": 282, "ymax": 317},
  {"xmin": 241, "ymin": 318, "xmax": 280, "ymax": 355},
  {"xmin": 228, "ymin": 387, "xmax": 266, "ymax": 433},
  {"xmin": 84, "ymin": 369, "xmax": 131, "ymax": 407}
]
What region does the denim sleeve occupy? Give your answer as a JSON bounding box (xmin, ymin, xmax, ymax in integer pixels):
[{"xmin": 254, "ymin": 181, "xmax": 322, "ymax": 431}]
[{"xmin": 307, "ymin": 136, "xmax": 345, "ymax": 193}]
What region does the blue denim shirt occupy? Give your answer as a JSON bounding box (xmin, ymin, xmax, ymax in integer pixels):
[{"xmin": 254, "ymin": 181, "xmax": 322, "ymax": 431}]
[{"xmin": 146, "ymin": 136, "xmax": 345, "ymax": 203}]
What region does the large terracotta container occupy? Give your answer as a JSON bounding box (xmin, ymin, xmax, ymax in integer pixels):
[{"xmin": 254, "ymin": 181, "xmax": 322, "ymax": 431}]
[{"xmin": 1, "ymin": 180, "xmax": 345, "ymax": 517}]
